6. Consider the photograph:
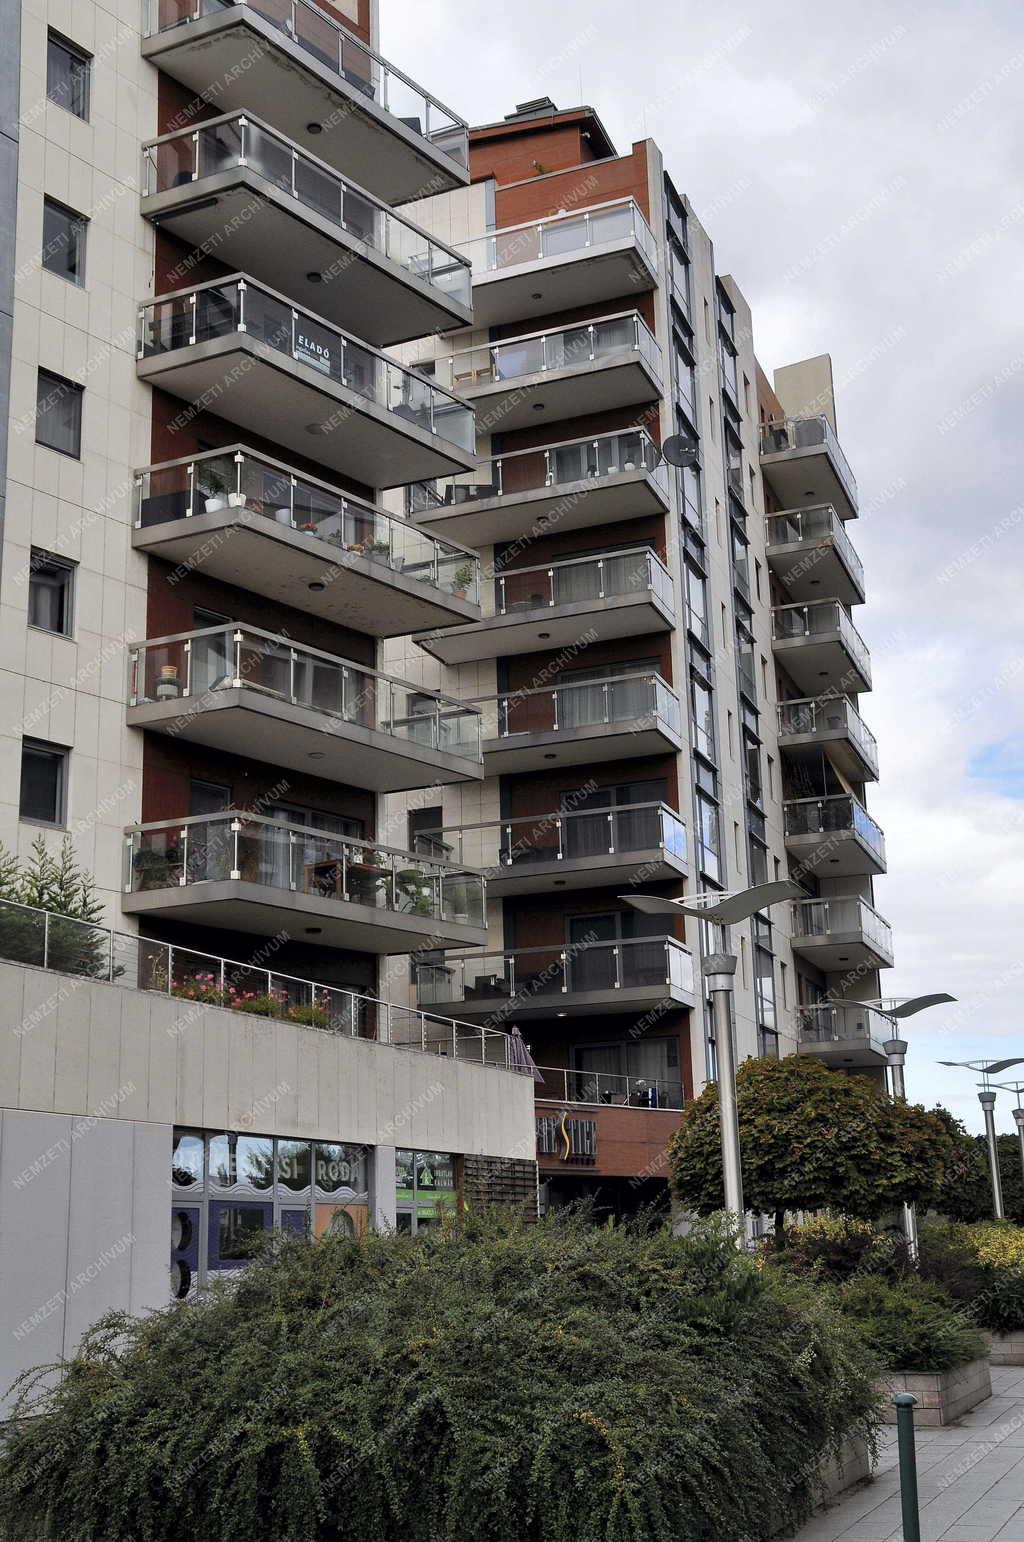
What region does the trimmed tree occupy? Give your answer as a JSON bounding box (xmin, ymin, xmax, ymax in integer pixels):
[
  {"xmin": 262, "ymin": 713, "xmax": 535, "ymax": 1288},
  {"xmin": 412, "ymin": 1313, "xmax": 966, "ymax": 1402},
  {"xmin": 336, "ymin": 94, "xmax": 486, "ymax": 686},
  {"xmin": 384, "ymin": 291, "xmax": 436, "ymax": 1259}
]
[{"xmin": 669, "ymin": 1054, "xmax": 954, "ymax": 1236}]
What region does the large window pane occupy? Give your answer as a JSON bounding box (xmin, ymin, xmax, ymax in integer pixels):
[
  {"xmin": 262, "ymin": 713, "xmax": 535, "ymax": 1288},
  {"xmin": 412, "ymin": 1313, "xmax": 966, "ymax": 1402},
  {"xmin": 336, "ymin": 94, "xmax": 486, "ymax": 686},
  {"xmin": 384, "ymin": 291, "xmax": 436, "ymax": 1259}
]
[
  {"xmin": 47, "ymin": 32, "xmax": 91, "ymax": 119},
  {"xmin": 36, "ymin": 369, "xmax": 83, "ymax": 458},
  {"xmin": 42, "ymin": 198, "xmax": 87, "ymax": 284},
  {"xmin": 19, "ymin": 739, "xmax": 67, "ymax": 825}
]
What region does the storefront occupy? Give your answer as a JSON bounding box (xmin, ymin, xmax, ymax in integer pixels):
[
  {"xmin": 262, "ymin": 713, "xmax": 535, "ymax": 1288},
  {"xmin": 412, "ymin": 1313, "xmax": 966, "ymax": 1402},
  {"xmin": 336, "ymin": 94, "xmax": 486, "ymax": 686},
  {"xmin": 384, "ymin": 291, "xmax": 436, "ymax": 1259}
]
[{"xmin": 395, "ymin": 1149, "xmax": 458, "ymax": 1233}]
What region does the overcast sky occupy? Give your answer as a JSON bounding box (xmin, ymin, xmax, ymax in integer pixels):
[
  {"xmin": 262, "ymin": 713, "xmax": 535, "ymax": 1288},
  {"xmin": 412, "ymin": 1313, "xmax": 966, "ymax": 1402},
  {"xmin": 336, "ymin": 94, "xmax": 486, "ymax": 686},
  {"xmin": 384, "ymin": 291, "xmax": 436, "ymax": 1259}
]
[{"xmin": 383, "ymin": 0, "xmax": 1024, "ymax": 1134}]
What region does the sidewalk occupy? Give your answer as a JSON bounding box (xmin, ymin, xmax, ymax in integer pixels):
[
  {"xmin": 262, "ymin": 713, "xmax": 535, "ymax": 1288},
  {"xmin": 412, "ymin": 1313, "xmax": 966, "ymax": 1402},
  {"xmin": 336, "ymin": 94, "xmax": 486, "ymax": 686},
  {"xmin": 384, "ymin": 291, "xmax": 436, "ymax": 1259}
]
[{"xmin": 791, "ymin": 1367, "xmax": 1024, "ymax": 1541}]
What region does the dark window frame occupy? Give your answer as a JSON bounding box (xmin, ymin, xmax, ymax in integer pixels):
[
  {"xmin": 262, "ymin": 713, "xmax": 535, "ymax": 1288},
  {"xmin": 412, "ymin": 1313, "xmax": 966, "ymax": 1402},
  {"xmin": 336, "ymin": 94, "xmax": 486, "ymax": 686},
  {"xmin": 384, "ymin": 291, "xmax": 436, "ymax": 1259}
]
[
  {"xmin": 35, "ymin": 368, "xmax": 84, "ymax": 458},
  {"xmin": 28, "ymin": 548, "xmax": 76, "ymax": 637},
  {"xmin": 46, "ymin": 30, "xmax": 91, "ymax": 121},
  {"xmin": 42, "ymin": 196, "xmax": 88, "ymax": 285},
  {"xmin": 20, "ymin": 738, "xmax": 69, "ymax": 827}
]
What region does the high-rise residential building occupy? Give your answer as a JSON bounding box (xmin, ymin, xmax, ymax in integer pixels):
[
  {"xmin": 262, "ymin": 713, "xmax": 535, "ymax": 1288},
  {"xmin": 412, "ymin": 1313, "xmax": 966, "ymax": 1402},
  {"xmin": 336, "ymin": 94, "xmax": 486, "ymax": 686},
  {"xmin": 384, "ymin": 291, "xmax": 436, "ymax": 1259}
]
[
  {"xmin": 0, "ymin": 3, "xmax": 892, "ymax": 1406},
  {"xmin": 380, "ymin": 98, "xmax": 891, "ymax": 1218},
  {"xmin": 0, "ymin": 0, "xmax": 539, "ymax": 1411}
]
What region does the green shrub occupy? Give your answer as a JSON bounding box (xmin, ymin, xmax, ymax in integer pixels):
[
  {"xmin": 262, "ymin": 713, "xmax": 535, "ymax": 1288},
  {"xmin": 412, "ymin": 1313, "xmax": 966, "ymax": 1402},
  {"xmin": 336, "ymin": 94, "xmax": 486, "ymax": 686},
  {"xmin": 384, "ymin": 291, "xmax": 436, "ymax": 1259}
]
[
  {"xmin": 919, "ymin": 1220, "xmax": 1024, "ymax": 1335},
  {"xmin": 834, "ymin": 1274, "xmax": 987, "ymax": 1373},
  {"xmin": 0, "ymin": 1211, "xmax": 881, "ymax": 1542},
  {"xmin": 765, "ymin": 1215, "xmax": 909, "ymax": 1284}
]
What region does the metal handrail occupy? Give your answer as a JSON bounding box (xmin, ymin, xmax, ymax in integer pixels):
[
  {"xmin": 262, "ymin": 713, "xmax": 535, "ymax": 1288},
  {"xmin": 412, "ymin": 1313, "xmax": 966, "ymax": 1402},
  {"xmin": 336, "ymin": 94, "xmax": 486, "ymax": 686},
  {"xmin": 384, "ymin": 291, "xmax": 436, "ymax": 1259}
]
[
  {"xmin": 533, "ymin": 1064, "xmax": 684, "ymax": 1110},
  {"xmin": 440, "ymin": 307, "xmax": 661, "ymax": 369},
  {"xmin": 458, "ymin": 197, "xmax": 658, "ymax": 274},
  {"xmin": 759, "ymin": 414, "xmax": 858, "ymax": 502},
  {"xmin": 144, "ymin": 0, "xmax": 469, "ymax": 171},
  {"xmin": 0, "ymin": 895, "xmax": 511, "ymax": 1065}
]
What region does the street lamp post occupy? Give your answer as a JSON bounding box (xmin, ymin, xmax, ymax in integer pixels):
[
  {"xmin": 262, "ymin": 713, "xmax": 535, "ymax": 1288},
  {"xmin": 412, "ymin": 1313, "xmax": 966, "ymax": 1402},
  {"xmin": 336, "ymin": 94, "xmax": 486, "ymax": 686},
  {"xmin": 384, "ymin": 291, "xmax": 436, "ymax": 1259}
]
[
  {"xmin": 884, "ymin": 1034, "xmax": 919, "ymax": 1262},
  {"xmin": 1014, "ymin": 1107, "xmax": 1024, "ymax": 1192},
  {"xmin": 979, "ymin": 1089, "xmax": 1005, "ymax": 1220},
  {"xmin": 620, "ymin": 878, "xmax": 804, "ymax": 1245}
]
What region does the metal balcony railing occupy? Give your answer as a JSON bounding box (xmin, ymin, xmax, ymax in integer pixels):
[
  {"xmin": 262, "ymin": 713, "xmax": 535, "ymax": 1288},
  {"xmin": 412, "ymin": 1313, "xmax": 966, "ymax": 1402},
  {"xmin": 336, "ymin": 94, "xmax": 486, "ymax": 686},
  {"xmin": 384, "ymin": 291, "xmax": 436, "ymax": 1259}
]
[
  {"xmin": 127, "ymin": 624, "xmax": 482, "ymax": 759},
  {"xmin": 0, "ymin": 897, "xmax": 509, "ymax": 1063},
  {"xmin": 777, "ymin": 696, "xmax": 878, "ymax": 772},
  {"xmin": 408, "ymin": 427, "xmax": 666, "ymax": 516},
  {"xmin": 765, "ymin": 504, "xmax": 864, "ymax": 592},
  {"xmin": 784, "ymin": 795, "xmax": 886, "ymax": 864},
  {"xmin": 792, "ymin": 897, "xmax": 894, "ymax": 959},
  {"xmin": 534, "ymin": 1064, "xmax": 683, "ymax": 1111},
  {"xmin": 137, "ymin": 275, "xmax": 475, "ymax": 454},
  {"xmin": 134, "ymin": 446, "xmax": 479, "ymax": 604},
  {"xmin": 772, "ymin": 600, "xmax": 871, "ymax": 682},
  {"xmin": 458, "ymin": 198, "xmax": 658, "ymax": 276},
  {"xmin": 417, "ymin": 803, "xmax": 688, "ymax": 871},
  {"xmin": 416, "ymin": 937, "xmax": 695, "ymax": 1007},
  {"xmin": 473, "ymin": 672, "xmax": 682, "ymax": 742},
  {"xmin": 759, "ymin": 414, "xmax": 858, "ymax": 505},
  {"xmin": 144, "ymin": 0, "xmax": 469, "ymax": 172},
  {"xmin": 797, "ymin": 1002, "xmax": 888, "ymax": 1049},
  {"xmin": 436, "ymin": 310, "xmax": 663, "ymax": 394},
  {"xmin": 483, "ymin": 546, "xmax": 673, "ymax": 619},
  {"xmin": 124, "ymin": 813, "xmax": 485, "ymax": 926},
  {"xmin": 141, "ymin": 113, "xmax": 471, "ymax": 307}
]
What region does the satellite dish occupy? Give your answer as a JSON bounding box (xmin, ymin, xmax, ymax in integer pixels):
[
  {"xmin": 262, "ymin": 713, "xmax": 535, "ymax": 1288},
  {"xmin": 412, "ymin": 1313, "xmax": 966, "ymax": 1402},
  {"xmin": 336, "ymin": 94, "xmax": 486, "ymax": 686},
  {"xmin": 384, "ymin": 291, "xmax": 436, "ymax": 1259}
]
[{"xmin": 661, "ymin": 433, "xmax": 700, "ymax": 469}]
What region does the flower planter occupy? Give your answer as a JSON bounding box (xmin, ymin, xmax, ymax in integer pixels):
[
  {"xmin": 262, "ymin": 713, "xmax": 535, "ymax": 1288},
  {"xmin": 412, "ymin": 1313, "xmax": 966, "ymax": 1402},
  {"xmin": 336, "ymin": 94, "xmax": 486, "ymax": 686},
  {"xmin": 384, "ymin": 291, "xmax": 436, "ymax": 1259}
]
[
  {"xmin": 881, "ymin": 1356, "xmax": 991, "ymax": 1427},
  {"xmin": 988, "ymin": 1332, "xmax": 1024, "ymax": 1365}
]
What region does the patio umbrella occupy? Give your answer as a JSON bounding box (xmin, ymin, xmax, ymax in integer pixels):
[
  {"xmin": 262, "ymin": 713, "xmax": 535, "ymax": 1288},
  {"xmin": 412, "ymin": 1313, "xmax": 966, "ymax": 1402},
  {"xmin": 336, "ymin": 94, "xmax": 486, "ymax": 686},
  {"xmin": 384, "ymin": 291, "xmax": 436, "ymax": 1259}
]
[{"xmin": 510, "ymin": 1024, "xmax": 543, "ymax": 1082}]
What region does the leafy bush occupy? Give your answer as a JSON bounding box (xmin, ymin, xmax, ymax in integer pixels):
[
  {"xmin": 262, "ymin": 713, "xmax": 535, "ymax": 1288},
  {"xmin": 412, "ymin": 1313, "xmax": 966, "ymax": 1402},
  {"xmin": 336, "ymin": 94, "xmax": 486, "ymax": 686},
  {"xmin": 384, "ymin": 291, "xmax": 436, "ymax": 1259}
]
[
  {"xmin": 834, "ymin": 1275, "xmax": 987, "ymax": 1373},
  {"xmin": 766, "ymin": 1215, "xmax": 909, "ymax": 1284},
  {"xmin": 0, "ymin": 1211, "xmax": 882, "ymax": 1542},
  {"xmin": 919, "ymin": 1220, "xmax": 1024, "ymax": 1336}
]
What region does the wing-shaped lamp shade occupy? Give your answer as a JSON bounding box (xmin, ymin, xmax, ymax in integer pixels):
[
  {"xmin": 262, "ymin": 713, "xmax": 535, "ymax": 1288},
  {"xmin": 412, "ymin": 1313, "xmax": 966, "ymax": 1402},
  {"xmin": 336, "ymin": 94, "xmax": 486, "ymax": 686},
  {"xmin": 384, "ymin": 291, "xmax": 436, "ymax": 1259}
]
[{"xmin": 620, "ymin": 880, "xmax": 804, "ymax": 925}]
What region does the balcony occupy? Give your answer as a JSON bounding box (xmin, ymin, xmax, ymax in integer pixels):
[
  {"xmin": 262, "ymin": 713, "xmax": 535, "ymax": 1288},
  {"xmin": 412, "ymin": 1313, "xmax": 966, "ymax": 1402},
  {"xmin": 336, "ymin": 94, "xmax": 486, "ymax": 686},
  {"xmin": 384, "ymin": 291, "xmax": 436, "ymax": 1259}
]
[
  {"xmin": 132, "ymin": 447, "xmax": 481, "ymax": 636},
  {"xmin": 791, "ymin": 897, "xmax": 895, "ymax": 973},
  {"xmin": 535, "ymin": 1065, "xmax": 683, "ymax": 1111},
  {"xmin": 122, "ymin": 814, "xmax": 487, "ymax": 955},
  {"xmin": 535, "ymin": 1066, "xmax": 683, "ymax": 1179},
  {"xmin": 415, "ymin": 937, "xmax": 696, "ymax": 1020},
  {"xmin": 776, "ymin": 697, "xmax": 879, "ymax": 783},
  {"xmin": 0, "ymin": 899, "xmax": 518, "ymax": 1067},
  {"xmin": 127, "ymin": 625, "xmax": 483, "ymax": 792},
  {"xmin": 416, "ymin": 547, "xmax": 675, "ymax": 665},
  {"xmin": 472, "ymin": 672, "xmax": 683, "ymax": 774},
  {"xmin": 407, "ymin": 428, "xmax": 669, "ymax": 548},
  {"xmin": 771, "ymin": 601, "xmax": 871, "ymax": 695},
  {"xmin": 436, "ymin": 312, "xmax": 663, "ymax": 432},
  {"xmin": 422, "ymin": 803, "xmax": 688, "ymax": 896},
  {"xmin": 461, "ymin": 199, "xmax": 658, "ymax": 328},
  {"xmin": 759, "ymin": 415, "xmax": 858, "ymax": 520},
  {"xmin": 141, "ymin": 114, "xmax": 472, "ymax": 346},
  {"xmin": 765, "ymin": 505, "xmax": 865, "ymax": 606},
  {"xmin": 141, "ymin": 0, "xmax": 469, "ymax": 205},
  {"xmin": 783, "ymin": 795, "xmax": 887, "ymax": 878},
  {"xmin": 136, "ymin": 276, "xmax": 475, "ymax": 487},
  {"xmin": 797, "ymin": 1003, "xmax": 891, "ymax": 1070}
]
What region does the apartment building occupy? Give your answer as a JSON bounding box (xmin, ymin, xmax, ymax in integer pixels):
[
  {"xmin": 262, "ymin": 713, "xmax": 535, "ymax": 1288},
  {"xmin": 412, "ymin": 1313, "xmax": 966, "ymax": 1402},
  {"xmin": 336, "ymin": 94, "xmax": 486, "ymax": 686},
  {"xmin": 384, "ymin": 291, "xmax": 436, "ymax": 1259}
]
[
  {"xmin": 0, "ymin": 0, "xmax": 540, "ymax": 1411},
  {"xmin": 380, "ymin": 99, "xmax": 893, "ymax": 1217}
]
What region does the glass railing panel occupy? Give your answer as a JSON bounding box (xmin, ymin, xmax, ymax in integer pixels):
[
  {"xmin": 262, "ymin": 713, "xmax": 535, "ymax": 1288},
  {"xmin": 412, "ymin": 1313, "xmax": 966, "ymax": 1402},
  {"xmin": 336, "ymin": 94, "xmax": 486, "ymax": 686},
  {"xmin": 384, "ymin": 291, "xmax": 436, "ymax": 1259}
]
[
  {"xmin": 759, "ymin": 416, "xmax": 857, "ymax": 502},
  {"xmin": 138, "ymin": 280, "xmax": 474, "ymax": 453},
  {"xmin": 538, "ymin": 1066, "xmax": 683, "ymax": 1110},
  {"xmin": 410, "ymin": 428, "xmax": 665, "ymax": 513},
  {"xmin": 146, "ymin": 1, "xmax": 469, "ymax": 173},
  {"xmin": 440, "ymin": 314, "xmax": 661, "ymax": 392},
  {"xmin": 461, "ymin": 201, "xmax": 657, "ymax": 276}
]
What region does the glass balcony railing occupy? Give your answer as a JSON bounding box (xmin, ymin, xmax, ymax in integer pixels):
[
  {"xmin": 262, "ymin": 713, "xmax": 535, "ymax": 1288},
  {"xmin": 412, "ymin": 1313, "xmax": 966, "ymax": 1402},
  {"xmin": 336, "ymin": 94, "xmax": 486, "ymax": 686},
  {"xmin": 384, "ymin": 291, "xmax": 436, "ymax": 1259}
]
[
  {"xmin": 474, "ymin": 672, "xmax": 682, "ymax": 742},
  {"xmin": 418, "ymin": 803, "xmax": 688, "ymax": 871},
  {"xmin": 408, "ymin": 427, "xmax": 667, "ymax": 516},
  {"xmin": 784, "ymin": 795, "xmax": 886, "ymax": 865},
  {"xmin": 772, "ymin": 600, "xmax": 871, "ymax": 682},
  {"xmin": 0, "ymin": 897, "xmax": 512, "ymax": 1064},
  {"xmin": 793, "ymin": 897, "xmax": 893, "ymax": 960},
  {"xmin": 759, "ymin": 415, "xmax": 858, "ymax": 505},
  {"xmin": 765, "ymin": 504, "xmax": 864, "ymax": 592},
  {"xmin": 136, "ymin": 276, "xmax": 475, "ymax": 454},
  {"xmin": 134, "ymin": 446, "xmax": 479, "ymax": 604},
  {"xmin": 483, "ymin": 546, "xmax": 674, "ymax": 619},
  {"xmin": 534, "ymin": 1064, "xmax": 683, "ymax": 1111},
  {"xmin": 144, "ymin": 1, "xmax": 469, "ymax": 173},
  {"xmin": 776, "ymin": 696, "xmax": 878, "ymax": 772},
  {"xmin": 458, "ymin": 199, "xmax": 658, "ymax": 277},
  {"xmin": 125, "ymin": 813, "xmax": 485, "ymax": 927},
  {"xmin": 416, "ymin": 937, "xmax": 695, "ymax": 1008},
  {"xmin": 141, "ymin": 113, "xmax": 471, "ymax": 309},
  {"xmin": 128, "ymin": 624, "xmax": 482, "ymax": 760},
  {"xmin": 797, "ymin": 1003, "xmax": 888, "ymax": 1050},
  {"xmin": 436, "ymin": 311, "xmax": 663, "ymax": 395}
]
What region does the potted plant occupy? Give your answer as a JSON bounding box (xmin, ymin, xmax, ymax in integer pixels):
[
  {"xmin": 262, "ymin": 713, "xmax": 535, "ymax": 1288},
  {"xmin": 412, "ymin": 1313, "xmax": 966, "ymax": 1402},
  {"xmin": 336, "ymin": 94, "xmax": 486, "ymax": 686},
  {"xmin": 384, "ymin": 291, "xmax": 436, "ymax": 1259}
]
[
  {"xmin": 200, "ymin": 467, "xmax": 231, "ymax": 513},
  {"xmin": 450, "ymin": 562, "xmax": 474, "ymax": 599},
  {"xmin": 366, "ymin": 538, "xmax": 391, "ymax": 562}
]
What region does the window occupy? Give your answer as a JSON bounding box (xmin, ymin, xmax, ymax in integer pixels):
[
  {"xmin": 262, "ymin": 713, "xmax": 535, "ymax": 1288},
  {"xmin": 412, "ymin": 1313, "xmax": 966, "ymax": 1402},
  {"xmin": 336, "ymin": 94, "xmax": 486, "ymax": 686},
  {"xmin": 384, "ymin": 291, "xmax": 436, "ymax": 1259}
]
[
  {"xmin": 36, "ymin": 369, "xmax": 83, "ymax": 458},
  {"xmin": 47, "ymin": 32, "xmax": 91, "ymax": 120},
  {"xmin": 696, "ymin": 790, "xmax": 721, "ymax": 883},
  {"xmin": 20, "ymin": 739, "xmax": 68, "ymax": 825},
  {"xmin": 42, "ymin": 198, "xmax": 87, "ymax": 284},
  {"xmin": 28, "ymin": 549, "xmax": 75, "ymax": 635}
]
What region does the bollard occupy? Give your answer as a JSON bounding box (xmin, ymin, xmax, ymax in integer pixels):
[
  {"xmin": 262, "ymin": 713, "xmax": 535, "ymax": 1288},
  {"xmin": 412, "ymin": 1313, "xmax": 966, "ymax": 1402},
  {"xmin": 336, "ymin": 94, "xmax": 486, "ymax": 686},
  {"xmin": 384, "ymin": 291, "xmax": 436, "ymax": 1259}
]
[{"xmin": 894, "ymin": 1392, "xmax": 921, "ymax": 1542}]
